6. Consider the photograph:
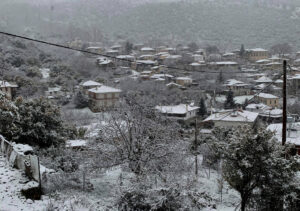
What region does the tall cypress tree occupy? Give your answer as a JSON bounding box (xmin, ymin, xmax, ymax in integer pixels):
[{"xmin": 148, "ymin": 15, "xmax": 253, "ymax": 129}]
[
  {"xmin": 198, "ymin": 98, "xmax": 207, "ymax": 117},
  {"xmin": 240, "ymin": 44, "xmax": 245, "ymax": 57}
]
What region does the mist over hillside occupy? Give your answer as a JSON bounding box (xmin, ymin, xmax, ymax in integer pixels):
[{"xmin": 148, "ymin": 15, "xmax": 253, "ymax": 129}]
[{"xmin": 0, "ymin": 0, "xmax": 300, "ymax": 50}]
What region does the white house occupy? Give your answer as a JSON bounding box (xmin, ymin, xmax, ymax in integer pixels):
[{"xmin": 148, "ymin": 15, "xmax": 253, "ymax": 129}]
[
  {"xmin": 81, "ymin": 80, "xmax": 102, "ymax": 95},
  {"xmin": 267, "ymin": 122, "xmax": 300, "ymax": 154},
  {"xmin": 155, "ymin": 104, "xmax": 199, "ymax": 121},
  {"xmin": 204, "ymin": 110, "xmax": 259, "ymax": 127}
]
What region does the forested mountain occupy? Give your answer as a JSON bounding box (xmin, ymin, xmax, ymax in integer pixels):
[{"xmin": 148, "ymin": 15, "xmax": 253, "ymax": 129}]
[{"xmin": 0, "ymin": 0, "xmax": 300, "ymax": 49}]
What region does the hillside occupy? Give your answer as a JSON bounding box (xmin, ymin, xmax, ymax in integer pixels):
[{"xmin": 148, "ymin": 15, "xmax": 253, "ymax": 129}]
[
  {"xmin": 99, "ymin": 1, "xmax": 300, "ymax": 49},
  {"xmin": 0, "ymin": 0, "xmax": 300, "ymax": 50}
]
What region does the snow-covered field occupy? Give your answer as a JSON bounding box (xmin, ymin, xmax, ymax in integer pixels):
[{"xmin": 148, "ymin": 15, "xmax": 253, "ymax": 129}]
[{"xmin": 0, "ymin": 151, "xmax": 240, "ymax": 210}]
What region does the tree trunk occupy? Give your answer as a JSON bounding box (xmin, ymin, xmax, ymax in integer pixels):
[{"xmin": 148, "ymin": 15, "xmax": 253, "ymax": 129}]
[{"xmin": 241, "ymin": 195, "xmax": 248, "ymax": 211}]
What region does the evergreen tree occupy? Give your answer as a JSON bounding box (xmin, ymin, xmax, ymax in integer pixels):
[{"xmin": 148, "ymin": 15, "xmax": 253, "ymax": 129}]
[
  {"xmin": 224, "ymin": 90, "xmax": 236, "ymax": 109},
  {"xmin": 124, "ymin": 41, "xmax": 133, "ymax": 54},
  {"xmin": 0, "ymin": 91, "xmax": 20, "ymax": 141},
  {"xmin": 198, "ymin": 97, "xmax": 207, "ymax": 117},
  {"xmin": 14, "ymin": 97, "xmax": 72, "ymax": 148},
  {"xmin": 73, "ymin": 91, "xmax": 89, "ymax": 108},
  {"xmin": 211, "ymin": 126, "xmax": 300, "ymax": 211},
  {"xmin": 217, "ymin": 71, "xmax": 224, "ymax": 83},
  {"xmin": 239, "ymin": 44, "xmax": 245, "ymax": 57}
]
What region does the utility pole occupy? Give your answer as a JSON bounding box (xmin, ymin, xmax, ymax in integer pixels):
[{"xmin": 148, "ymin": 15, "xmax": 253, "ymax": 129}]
[
  {"xmin": 282, "ymin": 60, "xmax": 287, "ymax": 146},
  {"xmin": 194, "ymin": 118, "xmax": 198, "ymax": 176}
]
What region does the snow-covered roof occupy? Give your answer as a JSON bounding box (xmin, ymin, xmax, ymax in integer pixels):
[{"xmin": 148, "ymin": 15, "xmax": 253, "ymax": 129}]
[
  {"xmin": 150, "ymin": 74, "xmax": 174, "ymax": 79},
  {"xmin": 265, "ymin": 62, "xmax": 281, "ymax": 66},
  {"xmin": 215, "ymin": 61, "xmax": 238, "ymax": 65},
  {"xmin": 260, "ymin": 109, "xmax": 282, "ymax": 117},
  {"xmin": 86, "ymin": 46, "xmax": 102, "ymax": 50},
  {"xmin": 116, "ymin": 55, "xmax": 135, "ymax": 60},
  {"xmin": 141, "ymin": 47, "xmax": 154, "ymax": 51},
  {"xmin": 82, "ymin": 80, "xmax": 102, "ymax": 87},
  {"xmin": 166, "ymin": 82, "xmax": 183, "ymax": 88},
  {"xmin": 0, "ymin": 81, "xmax": 18, "ymax": 88},
  {"xmin": 267, "ymin": 122, "xmax": 300, "ymax": 145},
  {"xmin": 223, "ymin": 52, "xmax": 235, "ymax": 56},
  {"xmin": 106, "ymin": 49, "xmax": 119, "ymax": 53},
  {"xmin": 155, "ymin": 104, "xmax": 199, "ymax": 114},
  {"xmin": 99, "ymin": 60, "xmax": 113, "ymax": 65},
  {"xmin": 88, "ymin": 85, "xmax": 121, "ymax": 94},
  {"xmin": 248, "ymin": 48, "xmax": 268, "ymax": 52},
  {"xmin": 256, "ymin": 59, "xmax": 270, "ymax": 63},
  {"xmin": 204, "ymin": 110, "xmax": 258, "ymax": 123},
  {"xmin": 66, "ymin": 140, "xmax": 87, "ymax": 148},
  {"xmin": 254, "ymin": 76, "xmax": 273, "ymax": 83},
  {"xmin": 48, "ymin": 87, "xmax": 61, "ymax": 92},
  {"xmin": 166, "ymin": 55, "xmax": 182, "ymax": 59},
  {"xmin": 136, "ymin": 60, "xmax": 156, "ymax": 65},
  {"xmin": 224, "ymin": 79, "xmax": 248, "ymax": 86},
  {"xmin": 176, "ymin": 77, "xmax": 192, "ymax": 81},
  {"xmin": 190, "ymin": 62, "xmax": 201, "ymax": 66},
  {"xmin": 246, "ymin": 103, "xmax": 271, "ymax": 110},
  {"xmin": 139, "ymin": 54, "xmax": 154, "ymax": 58},
  {"xmin": 290, "ymin": 74, "xmax": 300, "ymax": 80},
  {"xmin": 258, "ymin": 93, "xmax": 279, "ymax": 99}
]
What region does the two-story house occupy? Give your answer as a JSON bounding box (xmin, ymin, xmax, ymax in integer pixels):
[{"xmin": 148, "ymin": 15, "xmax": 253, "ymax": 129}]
[
  {"xmin": 88, "ymin": 85, "xmax": 122, "ymax": 112},
  {"xmin": 245, "ymin": 48, "xmax": 269, "ymax": 62},
  {"xmin": 256, "ymin": 93, "xmax": 279, "ymax": 108},
  {"xmin": 224, "ymin": 79, "xmax": 251, "ymax": 96}
]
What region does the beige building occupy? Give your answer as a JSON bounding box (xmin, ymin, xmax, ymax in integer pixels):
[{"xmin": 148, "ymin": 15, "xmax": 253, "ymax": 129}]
[
  {"xmin": 0, "ymin": 80, "xmax": 18, "ymax": 100},
  {"xmin": 256, "ymin": 93, "xmax": 279, "ymax": 108},
  {"xmin": 88, "ymin": 85, "xmax": 122, "ymax": 112},
  {"xmin": 175, "ymin": 77, "xmax": 193, "ymax": 86},
  {"xmin": 224, "ymin": 79, "xmax": 251, "ymax": 96},
  {"xmin": 246, "ymin": 48, "xmax": 269, "ymax": 62}
]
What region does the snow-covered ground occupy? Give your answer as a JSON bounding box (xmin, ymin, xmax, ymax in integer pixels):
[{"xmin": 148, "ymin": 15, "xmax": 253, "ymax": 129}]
[
  {"xmin": 40, "ymin": 68, "xmax": 50, "ymax": 80},
  {"xmin": 0, "ymin": 155, "xmax": 48, "ymax": 211}
]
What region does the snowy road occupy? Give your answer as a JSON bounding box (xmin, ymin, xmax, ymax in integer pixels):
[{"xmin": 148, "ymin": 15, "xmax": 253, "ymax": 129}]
[{"xmin": 0, "ymin": 155, "xmax": 48, "ymax": 211}]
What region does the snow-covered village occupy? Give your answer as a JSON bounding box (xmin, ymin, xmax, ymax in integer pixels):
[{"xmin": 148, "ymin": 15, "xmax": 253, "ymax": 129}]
[{"xmin": 1, "ymin": 0, "xmax": 300, "ymax": 210}]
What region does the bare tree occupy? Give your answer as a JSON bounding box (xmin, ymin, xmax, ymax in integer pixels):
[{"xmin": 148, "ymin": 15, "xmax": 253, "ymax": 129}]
[
  {"xmin": 98, "ymin": 97, "xmax": 182, "ymax": 178},
  {"xmin": 270, "ymin": 43, "xmax": 292, "ymax": 57}
]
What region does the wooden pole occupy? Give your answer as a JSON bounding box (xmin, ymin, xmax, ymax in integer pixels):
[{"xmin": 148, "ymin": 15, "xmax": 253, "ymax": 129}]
[
  {"xmin": 282, "ymin": 60, "xmax": 287, "ymax": 146},
  {"xmin": 195, "ymin": 118, "xmax": 198, "ymax": 176}
]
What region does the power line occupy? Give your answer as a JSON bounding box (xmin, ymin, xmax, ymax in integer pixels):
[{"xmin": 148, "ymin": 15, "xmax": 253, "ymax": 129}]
[{"xmin": 0, "ymin": 31, "xmax": 253, "ymax": 75}]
